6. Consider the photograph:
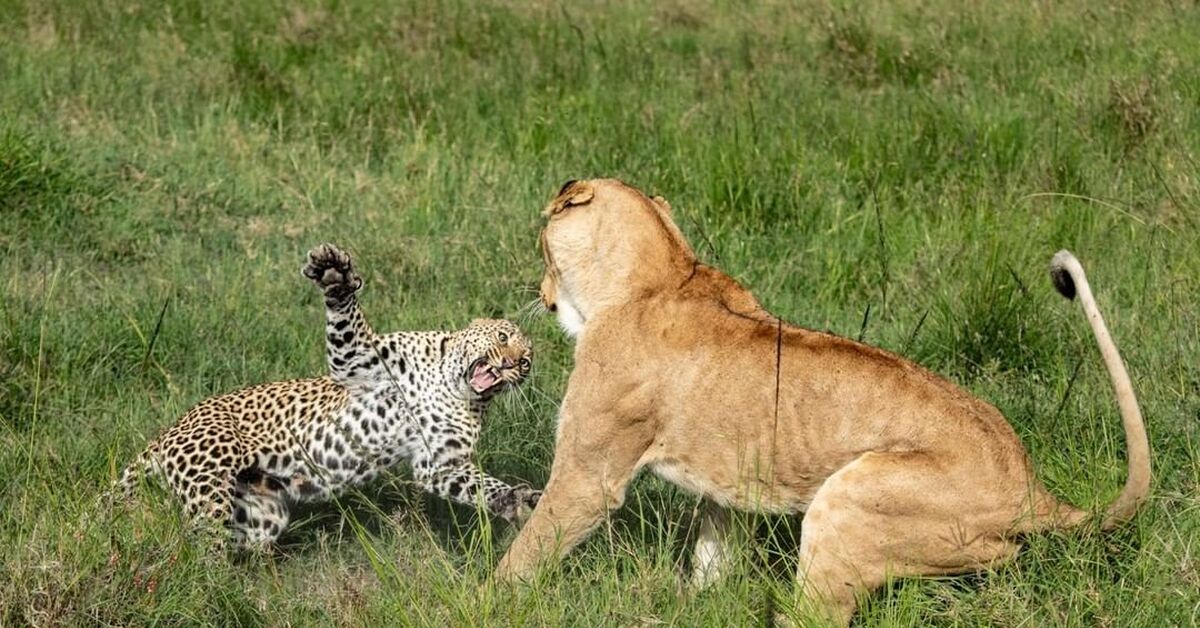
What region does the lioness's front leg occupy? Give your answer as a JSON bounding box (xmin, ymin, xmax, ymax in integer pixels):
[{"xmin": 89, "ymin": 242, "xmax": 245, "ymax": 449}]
[
  {"xmin": 690, "ymin": 499, "xmax": 737, "ymax": 590},
  {"xmin": 495, "ymin": 403, "xmax": 652, "ymax": 581}
]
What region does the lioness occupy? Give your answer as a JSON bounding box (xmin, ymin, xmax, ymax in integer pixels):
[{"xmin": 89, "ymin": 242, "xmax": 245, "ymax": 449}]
[{"xmin": 495, "ymin": 179, "xmax": 1149, "ymax": 624}]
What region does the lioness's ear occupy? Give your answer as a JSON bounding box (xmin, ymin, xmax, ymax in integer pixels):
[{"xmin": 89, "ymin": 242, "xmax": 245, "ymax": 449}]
[
  {"xmin": 544, "ymin": 180, "xmax": 594, "ymax": 216},
  {"xmin": 651, "ymin": 195, "xmax": 672, "ymax": 214}
]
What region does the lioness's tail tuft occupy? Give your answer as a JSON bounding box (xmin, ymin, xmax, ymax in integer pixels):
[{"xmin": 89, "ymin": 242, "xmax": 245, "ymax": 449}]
[
  {"xmin": 1050, "ymin": 250, "xmax": 1150, "ymax": 530},
  {"xmin": 1049, "ymin": 250, "xmax": 1078, "ymax": 300}
]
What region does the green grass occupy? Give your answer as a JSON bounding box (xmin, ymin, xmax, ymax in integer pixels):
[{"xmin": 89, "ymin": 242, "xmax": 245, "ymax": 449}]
[{"xmin": 2, "ymin": 0, "xmax": 1198, "ymax": 624}]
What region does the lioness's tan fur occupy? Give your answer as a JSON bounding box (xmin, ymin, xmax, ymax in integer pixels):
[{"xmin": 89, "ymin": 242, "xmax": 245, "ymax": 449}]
[{"xmin": 497, "ymin": 179, "xmax": 1149, "ymax": 625}]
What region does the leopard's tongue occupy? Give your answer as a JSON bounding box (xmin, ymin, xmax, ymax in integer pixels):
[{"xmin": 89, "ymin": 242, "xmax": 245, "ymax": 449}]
[{"xmin": 470, "ymin": 363, "xmax": 499, "ymax": 392}]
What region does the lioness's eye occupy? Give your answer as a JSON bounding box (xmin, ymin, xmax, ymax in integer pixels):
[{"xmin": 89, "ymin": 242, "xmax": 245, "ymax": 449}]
[
  {"xmin": 519, "ymin": 357, "xmax": 530, "ymax": 369},
  {"xmin": 498, "ymin": 331, "xmax": 509, "ymax": 343}
]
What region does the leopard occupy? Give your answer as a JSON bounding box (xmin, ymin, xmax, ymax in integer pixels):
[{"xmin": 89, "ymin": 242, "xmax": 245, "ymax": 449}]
[{"xmin": 116, "ymin": 243, "xmax": 540, "ymax": 550}]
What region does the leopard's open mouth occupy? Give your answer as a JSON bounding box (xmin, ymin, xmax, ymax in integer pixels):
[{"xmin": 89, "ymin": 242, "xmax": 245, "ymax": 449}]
[{"xmin": 467, "ymin": 358, "xmax": 505, "ymax": 394}]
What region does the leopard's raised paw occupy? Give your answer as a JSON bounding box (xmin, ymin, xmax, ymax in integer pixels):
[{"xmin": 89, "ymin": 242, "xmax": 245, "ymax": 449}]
[{"xmin": 302, "ymin": 243, "xmax": 362, "ymax": 304}]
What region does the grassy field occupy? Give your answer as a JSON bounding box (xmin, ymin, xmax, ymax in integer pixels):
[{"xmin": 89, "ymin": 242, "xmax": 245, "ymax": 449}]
[{"xmin": 2, "ymin": 0, "xmax": 1198, "ymax": 624}]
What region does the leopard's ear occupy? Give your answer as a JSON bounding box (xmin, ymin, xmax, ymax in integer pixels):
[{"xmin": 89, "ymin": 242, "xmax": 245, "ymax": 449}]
[
  {"xmin": 651, "ymin": 195, "xmax": 672, "ymax": 215},
  {"xmin": 544, "ymin": 180, "xmax": 594, "ymax": 216}
]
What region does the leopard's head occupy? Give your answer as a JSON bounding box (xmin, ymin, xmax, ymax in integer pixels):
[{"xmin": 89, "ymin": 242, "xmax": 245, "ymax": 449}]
[{"xmin": 450, "ymin": 319, "xmax": 532, "ymax": 399}]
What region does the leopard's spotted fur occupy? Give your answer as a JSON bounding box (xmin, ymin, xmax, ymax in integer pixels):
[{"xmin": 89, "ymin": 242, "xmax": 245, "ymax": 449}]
[{"xmin": 117, "ymin": 244, "xmax": 538, "ymax": 549}]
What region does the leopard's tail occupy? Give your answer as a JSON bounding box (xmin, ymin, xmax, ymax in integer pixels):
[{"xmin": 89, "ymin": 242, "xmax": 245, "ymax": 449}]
[
  {"xmin": 1049, "ymin": 250, "xmax": 1151, "ymax": 530},
  {"xmin": 100, "ymin": 448, "xmax": 159, "ymax": 506}
]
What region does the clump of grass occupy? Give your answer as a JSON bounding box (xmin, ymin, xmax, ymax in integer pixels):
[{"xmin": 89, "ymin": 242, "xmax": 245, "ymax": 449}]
[
  {"xmin": 0, "ymin": 298, "xmax": 54, "ymax": 433},
  {"xmin": 915, "ymin": 252, "xmax": 1059, "ymax": 381},
  {"xmin": 229, "ymin": 33, "xmax": 295, "ymax": 121},
  {"xmin": 1107, "ymin": 77, "xmax": 1158, "ymax": 149},
  {"xmin": 0, "ymin": 125, "xmax": 89, "ymax": 217},
  {"xmin": 0, "ymin": 127, "xmax": 59, "ymax": 213},
  {"xmin": 822, "ymin": 14, "xmax": 947, "ymax": 88}
]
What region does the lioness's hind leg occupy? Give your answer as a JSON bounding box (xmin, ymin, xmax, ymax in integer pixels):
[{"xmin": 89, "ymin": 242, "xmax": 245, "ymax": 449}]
[{"xmin": 787, "ymin": 452, "xmax": 1022, "ymax": 626}]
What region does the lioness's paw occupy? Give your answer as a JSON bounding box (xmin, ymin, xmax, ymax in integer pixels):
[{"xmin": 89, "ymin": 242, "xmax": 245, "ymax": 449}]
[{"xmin": 302, "ymin": 243, "xmax": 362, "ymax": 305}]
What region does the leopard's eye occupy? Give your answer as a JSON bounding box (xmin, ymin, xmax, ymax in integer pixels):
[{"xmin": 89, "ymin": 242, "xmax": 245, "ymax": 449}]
[
  {"xmin": 518, "ymin": 357, "xmax": 530, "ymax": 369},
  {"xmin": 498, "ymin": 331, "xmax": 509, "ymax": 343}
]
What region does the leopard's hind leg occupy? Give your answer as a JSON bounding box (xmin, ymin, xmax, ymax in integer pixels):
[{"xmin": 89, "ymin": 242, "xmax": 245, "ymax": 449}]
[
  {"xmin": 153, "ymin": 415, "xmax": 255, "ymax": 546},
  {"xmin": 230, "ymin": 467, "xmax": 291, "ymax": 551}
]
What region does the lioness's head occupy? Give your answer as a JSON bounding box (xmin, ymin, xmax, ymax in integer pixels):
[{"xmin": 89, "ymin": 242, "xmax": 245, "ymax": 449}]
[{"xmin": 538, "ymin": 179, "xmax": 695, "ymax": 337}]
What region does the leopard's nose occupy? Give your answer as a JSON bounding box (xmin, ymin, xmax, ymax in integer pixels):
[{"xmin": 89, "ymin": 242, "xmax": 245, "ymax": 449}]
[{"xmin": 500, "ymin": 357, "xmax": 515, "ymax": 369}]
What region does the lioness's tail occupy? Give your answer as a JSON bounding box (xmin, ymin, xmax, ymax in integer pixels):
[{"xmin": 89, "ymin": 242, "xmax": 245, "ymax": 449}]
[{"xmin": 1050, "ymin": 250, "xmax": 1150, "ymax": 530}]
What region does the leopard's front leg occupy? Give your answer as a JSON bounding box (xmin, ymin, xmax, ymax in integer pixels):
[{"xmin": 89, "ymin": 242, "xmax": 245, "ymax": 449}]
[
  {"xmin": 302, "ymin": 244, "xmax": 384, "ymax": 389},
  {"xmin": 410, "ymin": 431, "xmax": 540, "ymax": 523}
]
